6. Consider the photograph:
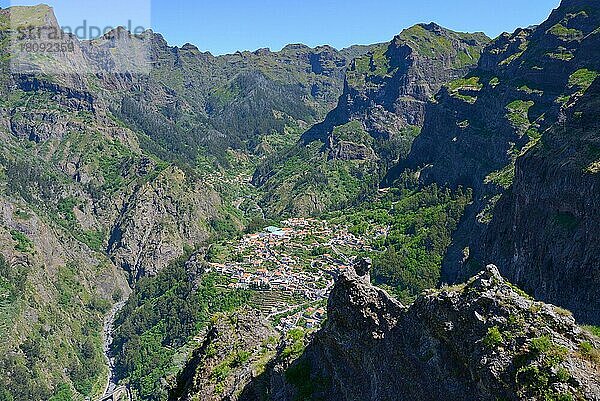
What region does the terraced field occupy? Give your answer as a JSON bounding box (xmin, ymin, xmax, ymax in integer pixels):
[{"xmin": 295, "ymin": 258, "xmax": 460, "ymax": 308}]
[{"xmin": 248, "ymin": 290, "xmax": 305, "ymax": 314}]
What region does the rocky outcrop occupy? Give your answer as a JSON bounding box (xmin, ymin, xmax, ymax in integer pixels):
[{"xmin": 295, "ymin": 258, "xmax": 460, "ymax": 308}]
[
  {"xmin": 256, "ymin": 261, "xmax": 600, "ymax": 401},
  {"xmin": 483, "ymin": 77, "xmax": 600, "ymax": 324},
  {"xmin": 107, "ymin": 166, "xmax": 223, "ymax": 281},
  {"xmin": 169, "ymin": 309, "xmax": 278, "ymax": 401}
]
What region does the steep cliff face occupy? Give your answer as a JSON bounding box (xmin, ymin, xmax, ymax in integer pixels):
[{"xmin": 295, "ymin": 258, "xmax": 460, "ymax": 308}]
[
  {"xmin": 253, "ymin": 25, "xmax": 489, "ymax": 217},
  {"xmin": 393, "ymin": 0, "xmax": 600, "ymax": 285},
  {"xmin": 107, "ymin": 166, "xmax": 225, "ymax": 281},
  {"xmin": 404, "ymin": 0, "xmax": 600, "ymax": 191},
  {"xmin": 303, "ymin": 23, "xmax": 489, "ymax": 147},
  {"xmin": 255, "ymin": 262, "xmax": 600, "ymax": 401},
  {"xmin": 483, "ymin": 77, "xmax": 600, "ymax": 324}
]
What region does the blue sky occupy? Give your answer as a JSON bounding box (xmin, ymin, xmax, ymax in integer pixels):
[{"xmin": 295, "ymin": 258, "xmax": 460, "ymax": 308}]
[{"xmin": 3, "ymin": 0, "xmax": 561, "ymax": 54}]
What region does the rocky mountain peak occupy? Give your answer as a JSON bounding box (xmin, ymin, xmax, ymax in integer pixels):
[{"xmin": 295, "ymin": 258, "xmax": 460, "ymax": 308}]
[
  {"xmin": 283, "ymin": 259, "xmax": 600, "ymax": 401},
  {"xmin": 281, "ymin": 43, "xmax": 312, "ymax": 52},
  {"xmin": 3, "ymin": 4, "xmax": 58, "ymax": 29},
  {"xmin": 418, "ymin": 22, "xmax": 445, "ymax": 33},
  {"xmin": 325, "ymin": 258, "xmax": 405, "ymax": 341}
]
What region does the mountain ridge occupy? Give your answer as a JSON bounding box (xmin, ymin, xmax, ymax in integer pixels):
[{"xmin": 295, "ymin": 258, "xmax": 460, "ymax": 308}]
[{"xmin": 252, "ymin": 22, "xmax": 490, "ymax": 217}]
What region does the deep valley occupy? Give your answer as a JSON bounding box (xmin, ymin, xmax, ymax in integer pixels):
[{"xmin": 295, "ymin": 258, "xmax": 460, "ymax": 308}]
[{"xmin": 0, "ymin": 1, "xmax": 599, "ymax": 400}]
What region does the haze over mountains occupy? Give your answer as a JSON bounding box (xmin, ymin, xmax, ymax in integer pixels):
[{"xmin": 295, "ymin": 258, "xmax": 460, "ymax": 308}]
[{"xmin": 0, "ymin": 1, "xmax": 599, "ymax": 400}]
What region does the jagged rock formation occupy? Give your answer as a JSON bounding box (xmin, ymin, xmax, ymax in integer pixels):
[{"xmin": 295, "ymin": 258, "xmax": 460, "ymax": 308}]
[
  {"xmin": 253, "ymin": 24, "xmax": 489, "ymax": 217},
  {"xmin": 169, "ymin": 309, "xmax": 278, "ymax": 401},
  {"xmin": 250, "ymin": 262, "xmax": 600, "ymax": 401},
  {"xmin": 483, "ymin": 77, "xmax": 600, "ymax": 324}
]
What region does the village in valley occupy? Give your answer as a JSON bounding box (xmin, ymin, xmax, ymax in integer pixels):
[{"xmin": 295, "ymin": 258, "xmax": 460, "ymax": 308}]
[{"xmin": 206, "ymin": 218, "xmax": 371, "ymax": 332}]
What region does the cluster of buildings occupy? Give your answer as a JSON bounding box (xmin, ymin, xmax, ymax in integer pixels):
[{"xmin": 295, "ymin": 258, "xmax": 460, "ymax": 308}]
[
  {"xmin": 207, "ymin": 218, "xmax": 368, "ymax": 331},
  {"xmin": 276, "ymin": 305, "xmax": 328, "ymax": 332}
]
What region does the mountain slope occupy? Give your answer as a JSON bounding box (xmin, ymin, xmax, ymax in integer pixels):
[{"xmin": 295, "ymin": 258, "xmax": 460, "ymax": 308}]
[
  {"xmin": 108, "ymin": 33, "xmax": 377, "ymax": 164},
  {"xmin": 0, "ymin": 5, "xmax": 377, "ymax": 400},
  {"xmin": 253, "ymin": 24, "xmax": 489, "ymax": 217},
  {"xmin": 388, "ymin": 0, "xmax": 600, "ymax": 299},
  {"xmin": 483, "ymin": 76, "xmax": 600, "ymax": 324}
]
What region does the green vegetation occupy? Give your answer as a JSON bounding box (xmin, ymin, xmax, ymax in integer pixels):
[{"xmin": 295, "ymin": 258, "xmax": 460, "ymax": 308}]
[
  {"xmin": 327, "ymin": 182, "xmax": 472, "ymax": 303},
  {"xmin": 477, "ymin": 194, "xmax": 501, "ymax": 225},
  {"xmin": 546, "ymin": 49, "xmax": 574, "ymax": 61},
  {"xmin": 547, "ymin": 24, "xmax": 583, "ymax": 40},
  {"xmin": 282, "ymin": 328, "xmax": 307, "ymax": 360},
  {"xmin": 500, "ymin": 40, "xmax": 529, "ymax": 66},
  {"xmin": 506, "ymin": 100, "xmax": 534, "ymax": 128},
  {"xmin": 556, "ymin": 94, "xmax": 571, "ymax": 104},
  {"xmin": 515, "ymin": 336, "xmax": 572, "ymax": 400},
  {"xmin": 346, "ymin": 44, "xmax": 391, "ymax": 87},
  {"xmin": 446, "ymin": 77, "xmax": 482, "ymax": 103},
  {"xmin": 0, "ymin": 254, "xmax": 27, "ymax": 338},
  {"xmin": 9, "ymin": 229, "xmax": 33, "ymax": 253},
  {"xmin": 401, "ymin": 24, "xmax": 454, "ymax": 58},
  {"xmin": 577, "ymin": 341, "xmax": 600, "ymax": 363},
  {"xmin": 332, "ymin": 121, "xmax": 371, "ymax": 144},
  {"xmin": 483, "ymin": 122, "xmax": 539, "ymax": 189},
  {"xmin": 13, "ymin": 209, "xmax": 32, "ymax": 220},
  {"xmin": 399, "ymin": 25, "xmax": 487, "ymax": 66},
  {"xmin": 583, "ymin": 326, "xmax": 600, "ymax": 337},
  {"xmin": 447, "ymin": 76, "xmax": 483, "ymax": 92},
  {"xmin": 112, "ymin": 261, "xmax": 251, "ymax": 400},
  {"xmin": 586, "ymin": 160, "xmax": 600, "ymax": 174},
  {"xmin": 257, "ymin": 141, "xmax": 383, "ymax": 217},
  {"xmin": 507, "ymin": 282, "xmax": 533, "ymax": 300},
  {"xmin": 518, "ymin": 85, "xmax": 543, "ymax": 95},
  {"xmin": 483, "ymin": 326, "xmax": 504, "ymax": 348},
  {"xmin": 0, "ymin": 256, "xmax": 110, "ymax": 401},
  {"xmin": 209, "ymin": 347, "xmax": 253, "ymax": 391},
  {"xmin": 484, "ymin": 164, "xmax": 515, "ymax": 189},
  {"xmin": 568, "ymin": 69, "xmax": 599, "ymax": 91},
  {"xmin": 6, "ymin": 4, "xmax": 52, "ymax": 27},
  {"xmin": 47, "ymin": 383, "xmax": 74, "ymax": 401}
]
